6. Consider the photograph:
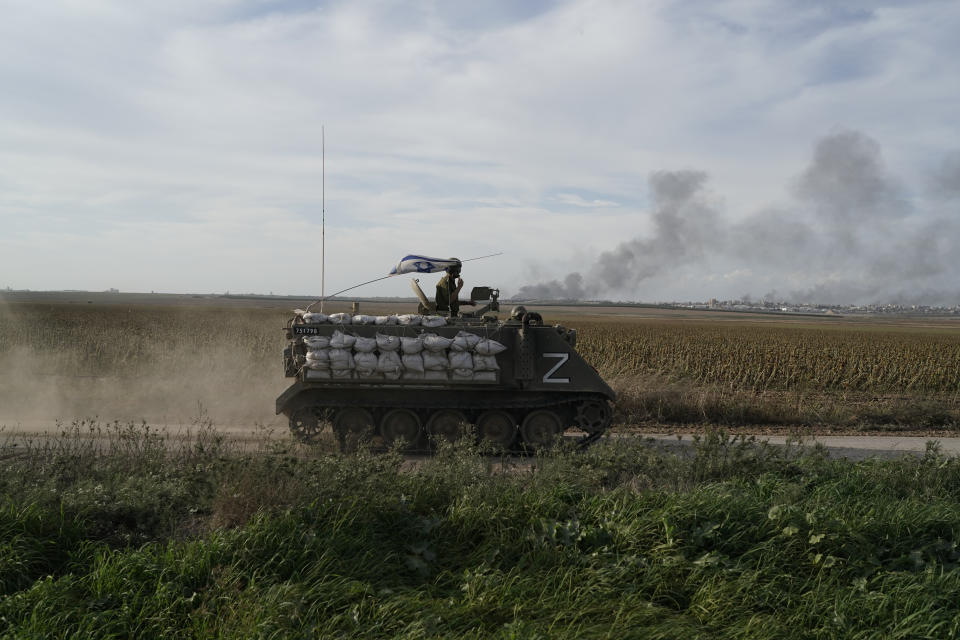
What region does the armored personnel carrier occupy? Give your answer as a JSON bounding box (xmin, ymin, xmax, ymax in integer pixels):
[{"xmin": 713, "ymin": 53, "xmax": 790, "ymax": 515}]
[{"xmin": 276, "ymin": 285, "xmax": 614, "ymax": 450}]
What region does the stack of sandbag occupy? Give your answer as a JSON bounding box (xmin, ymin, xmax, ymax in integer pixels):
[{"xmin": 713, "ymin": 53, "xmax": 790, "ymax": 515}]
[
  {"xmin": 302, "ymin": 335, "xmax": 332, "ymax": 378},
  {"xmin": 302, "ymin": 329, "xmax": 506, "ymax": 382}
]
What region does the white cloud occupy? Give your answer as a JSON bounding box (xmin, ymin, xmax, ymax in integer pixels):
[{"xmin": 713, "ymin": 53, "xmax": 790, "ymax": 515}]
[{"xmin": 1, "ymin": 0, "xmax": 958, "ymax": 301}]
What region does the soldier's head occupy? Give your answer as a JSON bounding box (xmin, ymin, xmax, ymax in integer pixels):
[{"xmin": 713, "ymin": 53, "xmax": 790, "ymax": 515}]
[{"xmin": 445, "ymin": 263, "xmax": 461, "ymax": 277}]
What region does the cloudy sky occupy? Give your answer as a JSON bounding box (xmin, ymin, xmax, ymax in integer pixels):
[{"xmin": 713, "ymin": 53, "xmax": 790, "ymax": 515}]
[{"xmin": 2, "ymin": 0, "xmax": 958, "ymax": 304}]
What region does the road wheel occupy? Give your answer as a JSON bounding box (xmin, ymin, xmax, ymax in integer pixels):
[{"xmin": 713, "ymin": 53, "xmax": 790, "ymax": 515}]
[
  {"xmin": 288, "ymin": 405, "xmax": 324, "ymax": 443},
  {"xmin": 574, "ymin": 399, "xmax": 612, "ymax": 434},
  {"xmin": 426, "ymin": 409, "xmax": 469, "ymax": 443},
  {"xmin": 476, "ymin": 410, "xmax": 516, "ymax": 448},
  {"xmin": 381, "ymin": 409, "xmax": 421, "ymax": 449},
  {"xmin": 334, "ymin": 407, "xmax": 374, "ymax": 452},
  {"xmin": 521, "ymin": 410, "xmax": 563, "ymax": 448}
]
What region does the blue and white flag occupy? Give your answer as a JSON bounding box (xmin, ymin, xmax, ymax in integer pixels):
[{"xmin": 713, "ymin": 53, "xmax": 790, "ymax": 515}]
[{"xmin": 389, "ymin": 255, "xmax": 461, "ymax": 275}]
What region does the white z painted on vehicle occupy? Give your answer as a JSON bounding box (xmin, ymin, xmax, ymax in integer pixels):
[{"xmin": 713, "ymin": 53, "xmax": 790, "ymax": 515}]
[{"xmin": 542, "ymin": 352, "xmax": 570, "ymax": 383}]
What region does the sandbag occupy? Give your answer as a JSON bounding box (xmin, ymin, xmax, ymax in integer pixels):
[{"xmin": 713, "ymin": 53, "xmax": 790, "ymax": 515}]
[
  {"xmin": 329, "ymin": 348, "xmax": 355, "ymax": 370},
  {"xmin": 473, "ymin": 371, "xmax": 497, "ymax": 382},
  {"xmin": 303, "ymin": 336, "xmax": 330, "ymax": 349},
  {"xmin": 422, "ymin": 351, "xmax": 450, "ymax": 371},
  {"xmin": 449, "ymin": 351, "xmax": 473, "ymax": 370},
  {"xmin": 304, "ymin": 369, "xmax": 331, "ymax": 380},
  {"xmin": 421, "ymin": 315, "xmax": 447, "ymax": 328},
  {"xmin": 475, "ymin": 338, "xmax": 508, "ymax": 356},
  {"xmin": 401, "ymin": 353, "xmax": 425, "ymax": 373},
  {"xmin": 328, "ymin": 312, "xmax": 352, "ymax": 324},
  {"xmin": 356, "ymin": 369, "xmax": 383, "ymax": 379},
  {"xmin": 305, "ymin": 349, "xmax": 329, "ymax": 364},
  {"xmin": 473, "ymin": 354, "xmax": 500, "ymax": 371},
  {"xmin": 353, "ymin": 336, "xmax": 377, "ymax": 353},
  {"xmin": 383, "ymin": 370, "xmax": 402, "ymax": 380},
  {"xmin": 397, "ymin": 314, "xmax": 422, "ymax": 326},
  {"xmin": 375, "ymin": 315, "xmax": 398, "ymax": 325},
  {"xmin": 377, "ymin": 351, "xmax": 403, "ymax": 375},
  {"xmin": 353, "ymin": 314, "xmax": 378, "ymax": 325},
  {"xmin": 302, "ymin": 312, "xmax": 328, "ymax": 324},
  {"xmin": 424, "ymin": 370, "xmax": 448, "ymax": 380},
  {"xmin": 304, "ymin": 358, "xmax": 330, "ymax": 371},
  {"xmin": 329, "ymin": 330, "xmax": 357, "ymax": 349},
  {"xmin": 450, "ymin": 331, "xmax": 481, "ymax": 352},
  {"xmin": 402, "ymin": 371, "xmax": 425, "ymax": 380},
  {"xmin": 354, "ymin": 351, "xmax": 378, "ymax": 373},
  {"xmin": 422, "ymin": 334, "xmax": 453, "ymax": 352},
  {"xmin": 400, "ymin": 336, "xmax": 424, "ymax": 354},
  {"xmin": 376, "ymin": 333, "xmax": 401, "ymax": 352},
  {"xmin": 332, "ymin": 369, "xmax": 353, "ymax": 379},
  {"xmin": 452, "ymin": 369, "xmax": 473, "ymax": 380}
]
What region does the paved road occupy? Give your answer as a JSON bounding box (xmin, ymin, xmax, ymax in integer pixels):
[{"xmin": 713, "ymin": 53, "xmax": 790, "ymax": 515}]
[
  {"xmin": 641, "ymin": 433, "xmax": 960, "ymax": 461},
  {"xmin": 3, "ymin": 418, "xmax": 959, "ymax": 462}
]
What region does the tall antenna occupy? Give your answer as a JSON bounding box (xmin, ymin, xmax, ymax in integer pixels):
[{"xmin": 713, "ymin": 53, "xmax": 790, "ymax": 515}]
[{"xmin": 320, "ymin": 126, "xmax": 325, "ymax": 313}]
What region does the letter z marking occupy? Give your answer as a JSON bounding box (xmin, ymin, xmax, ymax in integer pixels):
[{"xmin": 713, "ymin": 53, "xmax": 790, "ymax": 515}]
[{"xmin": 542, "ymin": 352, "xmax": 570, "ymax": 384}]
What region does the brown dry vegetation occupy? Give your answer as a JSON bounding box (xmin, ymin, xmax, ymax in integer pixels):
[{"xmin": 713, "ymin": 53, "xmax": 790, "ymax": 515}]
[{"xmin": 1, "ymin": 294, "xmax": 959, "ymax": 433}]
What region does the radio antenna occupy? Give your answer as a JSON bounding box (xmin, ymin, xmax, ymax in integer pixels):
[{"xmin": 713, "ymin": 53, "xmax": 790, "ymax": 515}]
[{"xmin": 320, "ymin": 126, "xmax": 325, "ymax": 313}]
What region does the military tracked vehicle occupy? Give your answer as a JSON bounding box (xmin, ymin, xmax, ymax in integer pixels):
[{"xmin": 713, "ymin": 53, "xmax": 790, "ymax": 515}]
[{"xmin": 276, "ymin": 284, "xmax": 615, "ymax": 450}]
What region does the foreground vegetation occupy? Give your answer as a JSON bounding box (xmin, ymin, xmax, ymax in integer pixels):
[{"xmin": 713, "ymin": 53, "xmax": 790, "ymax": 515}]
[
  {"xmin": 3, "ymin": 424, "xmax": 960, "ymax": 638},
  {"xmin": 1, "ymin": 301, "xmax": 959, "ymax": 429}
]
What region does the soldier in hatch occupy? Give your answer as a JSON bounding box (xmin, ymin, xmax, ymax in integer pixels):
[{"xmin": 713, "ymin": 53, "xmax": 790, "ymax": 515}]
[{"xmin": 435, "ymin": 262, "xmax": 464, "ymax": 317}]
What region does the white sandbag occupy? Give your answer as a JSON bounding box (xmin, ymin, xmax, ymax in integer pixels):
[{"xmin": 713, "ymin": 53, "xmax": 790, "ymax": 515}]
[
  {"xmin": 383, "ymin": 370, "xmax": 402, "ymax": 380},
  {"xmin": 329, "ymin": 348, "xmax": 355, "ymax": 370},
  {"xmin": 449, "ymin": 351, "xmax": 473, "ymax": 370},
  {"xmin": 303, "ymin": 312, "xmax": 328, "ymax": 324},
  {"xmin": 424, "ymin": 370, "xmax": 448, "ymax": 380},
  {"xmin": 475, "ymin": 338, "xmax": 508, "ymax": 356},
  {"xmin": 329, "ymin": 330, "xmax": 357, "ymax": 349},
  {"xmin": 397, "ymin": 314, "xmax": 422, "ymax": 326},
  {"xmin": 353, "ymin": 314, "xmax": 378, "ymax": 325},
  {"xmin": 353, "ymin": 336, "xmax": 377, "ymax": 353},
  {"xmin": 375, "ymin": 315, "xmax": 398, "ymax": 325},
  {"xmin": 450, "ymin": 331, "xmax": 481, "ymax": 352},
  {"xmin": 303, "ymin": 335, "xmax": 330, "ymax": 349},
  {"xmin": 328, "ymin": 312, "xmax": 352, "ymax": 324},
  {"xmin": 304, "ymin": 358, "xmax": 330, "ymax": 371},
  {"xmin": 305, "ymin": 349, "xmax": 330, "ymax": 365},
  {"xmin": 422, "ymin": 351, "xmax": 450, "ymax": 371},
  {"xmin": 421, "ymin": 315, "xmax": 447, "ymax": 328},
  {"xmin": 401, "ymin": 353, "xmax": 425, "ymax": 373},
  {"xmin": 304, "ymin": 369, "xmax": 331, "ymax": 380},
  {"xmin": 332, "ymin": 369, "xmax": 353, "ymax": 380},
  {"xmin": 452, "ymin": 369, "xmax": 473, "ymax": 380},
  {"xmin": 377, "ymin": 351, "xmax": 403, "ymax": 375},
  {"xmin": 422, "ymin": 333, "xmax": 453, "ymax": 352},
  {"xmin": 356, "ymin": 369, "xmax": 383, "ymax": 380},
  {"xmin": 473, "ymin": 371, "xmax": 498, "ymax": 382},
  {"xmin": 376, "ymin": 333, "xmax": 400, "ymax": 352},
  {"xmin": 354, "ymin": 351, "xmax": 378, "ymax": 374},
  {"xmin": 402, "ymin": 371, "xmax": 425, "ymax": 380},
  {"xmin": 473, "ymin": 354, "xmax": 500, "ymax": 371},
  {"xmin": 400, "ymin": 336, "xmax": 424, "ymax": 354}
]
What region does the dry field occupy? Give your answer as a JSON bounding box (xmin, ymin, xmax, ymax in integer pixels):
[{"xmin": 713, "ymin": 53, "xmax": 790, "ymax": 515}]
[{"xmin": 2, "ymin": 291, "xmax": 960, "ymax": 435}]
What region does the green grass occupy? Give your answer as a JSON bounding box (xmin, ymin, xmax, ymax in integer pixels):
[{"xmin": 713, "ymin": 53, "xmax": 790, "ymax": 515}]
[{"xmin": 3, "ymin": 425, "xmax": 960, "ymax": 638}]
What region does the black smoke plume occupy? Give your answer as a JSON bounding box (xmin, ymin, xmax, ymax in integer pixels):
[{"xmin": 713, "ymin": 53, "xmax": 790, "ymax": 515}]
[{"xmin": 515, "ymin": 130, "xmax": 960, "ymax": 306}]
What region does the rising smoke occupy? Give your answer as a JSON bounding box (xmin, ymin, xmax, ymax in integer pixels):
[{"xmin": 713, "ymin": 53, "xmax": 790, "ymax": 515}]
[{"xmin": 515, "ymin": 130, "xmax": 960, "ymax": 306}]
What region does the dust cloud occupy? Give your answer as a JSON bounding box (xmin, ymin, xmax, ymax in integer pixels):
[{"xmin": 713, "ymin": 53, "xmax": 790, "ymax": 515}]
[
  {"xmin": 0, "ymin": 303, "xmax": 287, "ymax": 434},
  {"xmin": 516, "ymin": 130, "xmax": 960, "ymax": 306}
]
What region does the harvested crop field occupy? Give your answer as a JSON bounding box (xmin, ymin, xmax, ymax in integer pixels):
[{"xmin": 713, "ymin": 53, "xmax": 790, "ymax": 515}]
[{"xmin": 2, "ymin": 292, "xmax": 959, "ymax": 434}]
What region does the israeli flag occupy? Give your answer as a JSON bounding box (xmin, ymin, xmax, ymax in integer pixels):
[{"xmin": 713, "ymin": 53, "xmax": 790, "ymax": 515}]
[{"xmin": 390, "ymin": 255, "xmax": 461, "ymax": 275}]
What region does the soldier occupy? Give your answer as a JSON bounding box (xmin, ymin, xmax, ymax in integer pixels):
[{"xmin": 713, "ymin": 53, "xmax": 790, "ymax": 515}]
[{"xmin": 435, "ymin": 263, "xmax": 464, "ymax": 316}]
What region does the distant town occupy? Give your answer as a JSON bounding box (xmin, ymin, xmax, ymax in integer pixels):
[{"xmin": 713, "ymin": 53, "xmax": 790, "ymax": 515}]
[{"xmin": 4, "ymin": 287, "xmax": 960, "ymax": 317}]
